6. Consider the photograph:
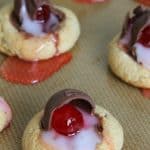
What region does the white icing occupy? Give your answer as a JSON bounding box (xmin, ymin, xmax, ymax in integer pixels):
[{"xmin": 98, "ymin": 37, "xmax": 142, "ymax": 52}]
[
  {"xmin": 44, "ymin": 13, "xmax": 59, "ymax": 32},
  {"xmin": 42, "ymin": 130, "xmax": 70, "ymax": 150},
  {"xmin": 79, "ymin": 109, "xmax": 98, "ymax": 128},
  {"xmin": 135, "ymin": 43, "xmax": 150, "ymax": 70},
  {"xmin": 41, "ymin": 109, "xmax": 101, "ymax": 150},
  {"xmin": 42, "ymin": 128, "xmax": 101, "ymax": 150},
  {"xmin": 20, "ymin": 0, "xmax": 45, "ymax": 36},
  {"xmin": 72, "ymin": 128, "xmax": 100, "ymax": 150}
]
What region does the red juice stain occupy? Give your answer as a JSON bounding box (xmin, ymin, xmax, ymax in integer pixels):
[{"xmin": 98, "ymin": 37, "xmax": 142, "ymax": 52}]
[
  {"xmin": 136, "ymin": 0, "xmax": 150, "ymax": 6},
  {"xmin": 75, "ymin": 0, "xmax": 109, "ymax": 4},
  {"xmin": 0, "ymin": 52, "xmax": 72, "ymax": 85},
  {"xmin": 140, "ymin": 88, "xmax": 150, "ymax": 99}
]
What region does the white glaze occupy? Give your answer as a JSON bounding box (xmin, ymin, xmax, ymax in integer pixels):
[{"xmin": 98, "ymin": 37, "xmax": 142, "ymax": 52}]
[
  {"xmin": 134, "ymin": 43, "xmax": 150, "ymax": 70},
  {"xmin": 20, "ymin": 0, "xmax": 45, "ymax": 36},
  {"xmin": 41, "ymin": 109, "xmax": 101, "ymax": 150},
  {"xmin": 44, "ymin": 13, "xmax": 59, "ymax": 32},
  {"xmin": 79, "ymin": 109, "xmax": 98, "ymax": 128}
]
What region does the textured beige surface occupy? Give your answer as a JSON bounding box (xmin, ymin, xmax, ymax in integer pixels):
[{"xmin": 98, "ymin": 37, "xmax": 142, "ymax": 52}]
[
  {"xmin": 22, "ymin": 106, "xmax": 123, "ymax": 150},
  {"xmin": 0, "ymin": 0, "xmax": 149, "ymax": 150}
]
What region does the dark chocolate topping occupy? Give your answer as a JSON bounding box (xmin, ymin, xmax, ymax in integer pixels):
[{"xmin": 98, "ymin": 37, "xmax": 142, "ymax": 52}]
[
  {"xmin": 11, "ymin": 0, "xmax": 65, "ymax": 34},
  {"xmin": 120, "ymin": 6, "xmax": 150, "ymax": 50},
  {"xmin": 41, "ymin": 89, "xmax": 95, "ymax": 130},
  {"xmin": 11, "ymin": 0, "xmax": 22, "ymax": 28},
  {"xmin": 120, "ymin": 13, "xmax": 131, "ymax": 39},
  {"xmin": 130, "ymin": 6, "xmax": 150, "ymax": 47}
]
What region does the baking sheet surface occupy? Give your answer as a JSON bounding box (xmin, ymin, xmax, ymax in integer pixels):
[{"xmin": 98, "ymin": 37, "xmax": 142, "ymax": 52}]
[{"xmin": 0, "ymin": 0, "xmax": 150, "ymax": 149}]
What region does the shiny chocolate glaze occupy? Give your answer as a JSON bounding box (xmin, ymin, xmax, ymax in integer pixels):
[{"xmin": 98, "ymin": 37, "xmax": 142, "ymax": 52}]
[{"xmin": 41, "ymin": 89, "xmax": 100, "ymax": 131}]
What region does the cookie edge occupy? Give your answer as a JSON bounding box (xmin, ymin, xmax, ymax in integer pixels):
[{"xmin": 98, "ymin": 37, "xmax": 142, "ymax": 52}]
[{"xmin": 108, "ymin": 35, "xmax": 150, "ymax": 88}]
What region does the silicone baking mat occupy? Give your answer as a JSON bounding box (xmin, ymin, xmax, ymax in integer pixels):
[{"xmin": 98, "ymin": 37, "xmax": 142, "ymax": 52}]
[{"xmin": 0, "ymin": 0, "xmax": 149, "ymax": 149}]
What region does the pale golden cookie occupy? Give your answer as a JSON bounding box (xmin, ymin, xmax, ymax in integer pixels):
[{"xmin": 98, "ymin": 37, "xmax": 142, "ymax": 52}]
[
  {"xmin": 108, "ymin": 35, "xmax": 150, "ymax": 88},
  {"xmin": 0, "ymin": 4, "xmax": 80, "ymax": 61},
  {"xmin": 22, "ymin": 105, "xmax": 123, "ymax": 150}
]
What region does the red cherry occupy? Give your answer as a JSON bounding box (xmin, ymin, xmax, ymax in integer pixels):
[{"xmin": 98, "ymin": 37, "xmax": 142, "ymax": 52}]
[
  {"xmin": 138, "ymin": 25, "xmax": 150, "ymax": 48},
  {"xmin": 51, "ymin": 104, "xmax": 84, "ymax": 136},
  {"xmin": 35, "ymin": 4, "xmax": 50, "ymax": 22}
]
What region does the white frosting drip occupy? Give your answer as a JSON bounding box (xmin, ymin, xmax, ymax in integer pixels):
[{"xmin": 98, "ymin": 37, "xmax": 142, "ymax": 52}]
[
  {"xmin": 41, "ymin": 109, "xmax": 101, "ymax": 150},
  {"xmin": 135, "ymin": 43, "xmax": 150, "ymax": 70},
  {"xmin": 79, "ymin": 109, "xmax": 98, "ymax": 128},
  {"xmin": 20, "ymin": 0, "xmax": 45, "ymax": 36},
  {"xmin": 72, "ymin": 128, "xmax": 100, "ymax": 150}
]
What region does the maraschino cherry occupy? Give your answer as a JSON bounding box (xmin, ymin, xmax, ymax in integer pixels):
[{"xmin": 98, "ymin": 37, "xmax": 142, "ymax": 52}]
[
  {"xmin": 51, "ymin": 104, "xmax": 84, "ymax": 136},
  {"xmin": 138, "ymin": 25, "xmax": 150, "ymax": 48},
  {"xmin": 36, "ymin": 4, "xmax": 51, "ymax": 22}
]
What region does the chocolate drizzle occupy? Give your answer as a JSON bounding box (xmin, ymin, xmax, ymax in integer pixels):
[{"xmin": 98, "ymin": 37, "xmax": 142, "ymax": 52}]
[
  {"xmin": 120, "ymin": 13, "xmax": 131, "ymax": 40},
  {"xmin": 41, "ymin": 89, "xmax": 95, "ymax": 130},
  {"xmin": 11, "ymin": 0, "xmax": 65, "ymax": 34},
  {"xmin": 120, "ymin": 6, "xmax": 150, "ymax": 54}
]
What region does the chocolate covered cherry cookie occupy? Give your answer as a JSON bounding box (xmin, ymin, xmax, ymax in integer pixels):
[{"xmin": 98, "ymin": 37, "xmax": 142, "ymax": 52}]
[
  {"xmin": 22, "ymin": 89, "xmax": 123, "ymax": 150},
  {"xmin": 0, "ymin": 0, "xmax": 80, "ymax": 61},
  {"xmin": 109, "ymin": 6, "xmax": 150, "ymax": 88}
]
